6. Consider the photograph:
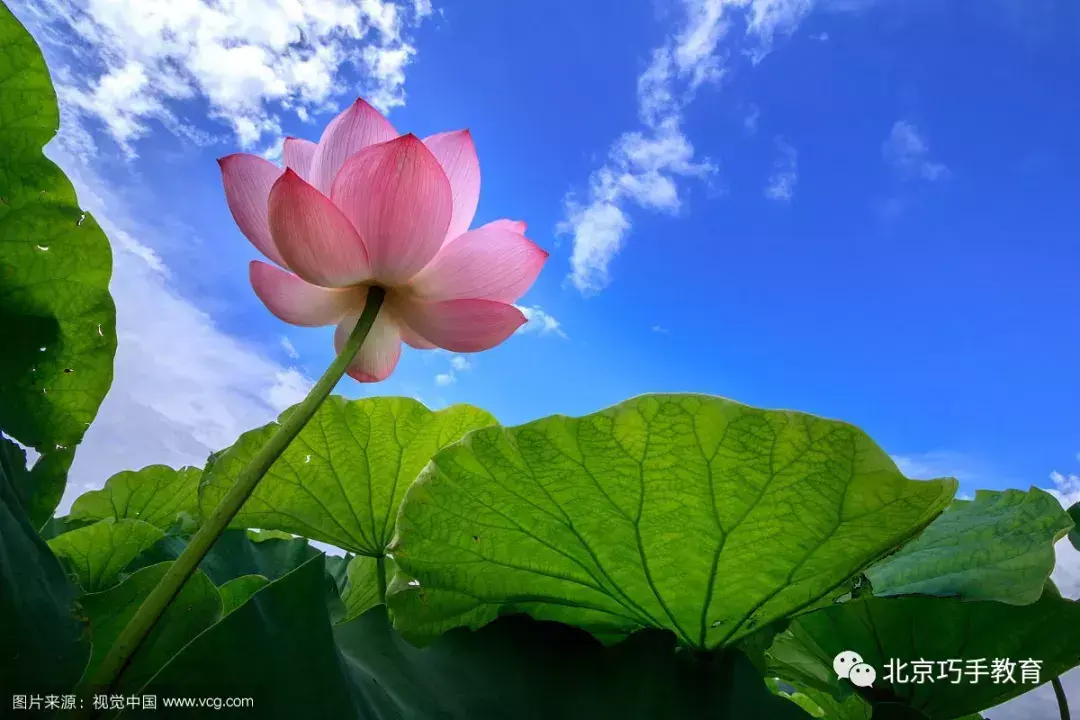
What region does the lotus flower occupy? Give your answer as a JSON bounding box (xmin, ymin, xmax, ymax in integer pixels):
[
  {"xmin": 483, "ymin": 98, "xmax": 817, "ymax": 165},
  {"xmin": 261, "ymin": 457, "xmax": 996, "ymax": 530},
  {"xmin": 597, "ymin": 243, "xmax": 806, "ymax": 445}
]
[{"xmin": 219, "ymin": 98, "xmax": 547, "ymax": 382}]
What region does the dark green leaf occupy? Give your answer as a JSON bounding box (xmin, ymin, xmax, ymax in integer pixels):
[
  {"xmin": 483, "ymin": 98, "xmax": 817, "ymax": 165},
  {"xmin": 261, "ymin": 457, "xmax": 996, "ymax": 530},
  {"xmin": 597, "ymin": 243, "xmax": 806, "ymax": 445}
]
[
  {"xmin": 47, "ymin": 517, "xmax": 164, "ymax": 591},
  {"xmin": 219, "ymin": 575, "xmax": 269, "ymax": 615},
  {"xmin": 388, "ymin": 394, "xmax": 956, "ymax": 648},
  {"xmin": 69, "ymin": 464, "xmax": 201, "ymax": 530},
  {"xmin": 865, "ymin": 488, "xmax": 1072, "ymax": 605},
  {"xmin": 80, "ymin": 562, "xmax": 221, "ymax": 692},
  {"xmin": 0, "ymin": 2, "xmax": 116, "ymax": 453},
  {"xmin": 147, "ymin": 555, "xmax": 813, "ymax": 719},
  {"xmin": 774, "ymin": 594, "xmax": 1080, "ymax": 719},
  {"xmin": 0, "ymin": 435, "xmax": 74, "ymax": 530},
  {"xmin": 0, "ymin": 437, "xmax": 89, "ymax": 696},
  {"xmin": 336, "ymin": 606, "xmax": 814, "ymax": 720},
  {"xmin": 144, "ymin": 555, "xmax": 362, "ymax": 714},
  {"xmin": 325, "ymin": 552, "xmax": 354, "ymax": 594},
  {"xmin": 200, "ymin": 396, "xmax": 497, "ymax": 554}
]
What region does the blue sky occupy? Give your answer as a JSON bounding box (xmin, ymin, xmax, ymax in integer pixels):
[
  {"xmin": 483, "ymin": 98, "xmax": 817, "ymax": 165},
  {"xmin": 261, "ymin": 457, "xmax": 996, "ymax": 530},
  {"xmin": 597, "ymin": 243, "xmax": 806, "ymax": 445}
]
[
  {"xmin": 11, "ymin": 0, "xmax": 1080, "ymax": 713},
  {"xmin": 14, "ymin": 0, "xmax": 1078, "ymax": 506}
]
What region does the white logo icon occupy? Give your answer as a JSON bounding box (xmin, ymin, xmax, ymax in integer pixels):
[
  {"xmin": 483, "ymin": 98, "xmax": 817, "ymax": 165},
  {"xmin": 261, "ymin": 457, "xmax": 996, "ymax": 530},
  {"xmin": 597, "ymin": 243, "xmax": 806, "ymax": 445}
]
[{"xmin": 834, "ymin": 650, "xmax": 876, "ymax": 688}]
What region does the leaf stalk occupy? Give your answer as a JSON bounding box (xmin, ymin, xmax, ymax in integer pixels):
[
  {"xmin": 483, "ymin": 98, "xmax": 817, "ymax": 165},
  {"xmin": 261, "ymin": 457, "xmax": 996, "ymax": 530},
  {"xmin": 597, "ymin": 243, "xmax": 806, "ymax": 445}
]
[{"xmin": 83, "ymin": 286, "xmax": 387, "ymax": 700}]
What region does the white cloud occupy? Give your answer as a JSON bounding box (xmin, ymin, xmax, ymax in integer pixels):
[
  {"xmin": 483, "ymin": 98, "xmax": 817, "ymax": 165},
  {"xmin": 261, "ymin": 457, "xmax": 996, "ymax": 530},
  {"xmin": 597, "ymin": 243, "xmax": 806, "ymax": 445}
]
[
  {"xmin": 744, "ymin": 103, "xmax": 761, "ymax": 134},
  {"xmin": 1048, "ymin": 468, "xmax": 1080, "ymax": 509},
  {"xmin": 883, "ymin": 121, "xmax": 949, "ymax": 181},
  {"xmin": 432, "ymin": 354, "xmax": 471, "ymax": 387},
  {"xmin": 20, "ymin": 0, "xmax": 432, "ymax": 157},
  {"xmin": 44, "ymin": 140, "xmax": 315, "ymax": 514},
  {"xmin": 280, "ymin": 336, "xmax": 300, "ymax": 360},
  {"xmin": 515, "ymin": 305, "xmax": 567, "ymax": 339},
  {"xmin": 764, "ymin": 136, "xmax": 798, "ymax": 201},
  {"xmin": 652, "ymin": 324, "xmax": 669, "ymax": 333},
  {"xmin": 558, "ymin": 0, "xmax": 817, "ymax": 294}
]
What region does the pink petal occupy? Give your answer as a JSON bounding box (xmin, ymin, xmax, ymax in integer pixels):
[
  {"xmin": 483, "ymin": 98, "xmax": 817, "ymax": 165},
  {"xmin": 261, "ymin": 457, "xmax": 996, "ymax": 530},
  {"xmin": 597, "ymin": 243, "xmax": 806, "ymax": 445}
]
[
  {"xmin": 396, "ymin": 298, "xmax": 526, "ymax": 353},
  {"xmin": 480, "ymin": 218, "xmax": 527, "ymax": 234},
  {"xmin": 396, "ymin": 316, "xmax": 437, "ymax": 349},
  {"xmin": 219, "ymin": 153, "xmax": 287, "ymax": 268},
  {"xmin": 409, "ymin": 225, "xmax": 548, "ymax": 303},
  {"xmin": 330, "ymin": 135, "xmax": 452, "ymax": 285},
  {"xmin": 334, "ymin": 305, "xmax": 403, "ymax": 382},
  {"xmin": 249, "ymin": 261, "xmax": 361, "ymax": 327},
  {"xmin": 309, "ymin": 98, "xmax": 398, "ymax": 195},
  {"xmin": 423, "ymin": 130, "xmax": 480, "ymax": 242},
  {"xmin": 283, "ymin": 137, "xmax": 317, "ymax": 183},
  {"xmin": 268, "ymin": 169, "xmax": 372, "ymax": 288}
]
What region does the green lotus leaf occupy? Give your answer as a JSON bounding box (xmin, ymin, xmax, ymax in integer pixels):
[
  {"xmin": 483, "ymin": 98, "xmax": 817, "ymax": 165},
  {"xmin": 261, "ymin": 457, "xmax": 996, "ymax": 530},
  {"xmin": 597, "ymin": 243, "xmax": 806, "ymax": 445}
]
[
  {"xmin": 146, "ymin": 555, "xmax": 813, "ymax": 719},
  {"xmin": 770, "ymin": 593, "xmax": 1080, "ymax": 719},
  {"xmin": 69, "ymin": 464, "xmax": 201, "ymax": 530},
  {"xmin": 0, "ymin": 437, "xmax": 89, "ymax": 696},
  {"xmin": 47, "ymin": 517, "xmax": 164, "ymax": 592},
  {"xmin": 200, "ymin": 396, "xmax": 497, "ymax": 555},
  {"xmin": 865, "ymin": 487, "xmax": 1073, "ymax": 605},
  {"xmin": 388, "ymin": 394, "xmax": 956, "ymax": 648},
  {"xmin": 80, "ymin": 561, "xmax": 222, "ymax": 692},
  {"xmin": 219, "ymin": 575, "xmax": 270, "ymax": 616},
  {"xmin": 0, "ymin": 2, "xmax": 116, "ymax": 454}
]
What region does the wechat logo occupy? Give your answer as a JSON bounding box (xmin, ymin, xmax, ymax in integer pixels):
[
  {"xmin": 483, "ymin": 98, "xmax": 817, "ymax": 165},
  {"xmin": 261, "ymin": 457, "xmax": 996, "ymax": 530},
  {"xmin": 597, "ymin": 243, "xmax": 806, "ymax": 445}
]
[{"xmin": 834, "ymin": 650, "xmax": 876, "ymax": 688}]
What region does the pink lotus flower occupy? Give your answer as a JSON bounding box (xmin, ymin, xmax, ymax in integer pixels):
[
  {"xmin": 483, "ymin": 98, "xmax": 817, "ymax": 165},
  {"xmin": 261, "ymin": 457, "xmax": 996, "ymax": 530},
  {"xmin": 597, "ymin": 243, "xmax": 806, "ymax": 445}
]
[{"xmin": 219, "ymin": 98, "xmax": 547, "ymax": 382}]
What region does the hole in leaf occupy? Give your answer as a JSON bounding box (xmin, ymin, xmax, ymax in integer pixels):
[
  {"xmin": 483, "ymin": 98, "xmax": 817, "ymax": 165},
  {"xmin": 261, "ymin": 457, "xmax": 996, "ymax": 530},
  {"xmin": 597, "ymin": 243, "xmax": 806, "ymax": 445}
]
[
  {"xmin": 35, "ymin": 245, "xmax": 49, "ymax": 251},
  {"xmin": 64, "ymin": 368, "xmax": 73, "ymax": 374},
  {"xmin": 77, "ymin": 213, "xmax": 86, "ymax": 226}
]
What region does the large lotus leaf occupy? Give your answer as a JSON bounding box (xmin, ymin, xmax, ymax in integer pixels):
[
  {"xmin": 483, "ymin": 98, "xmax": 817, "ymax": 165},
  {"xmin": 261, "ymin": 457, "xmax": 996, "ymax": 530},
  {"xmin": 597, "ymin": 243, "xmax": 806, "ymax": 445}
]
[
  {"xmin": 144, "ymin": 555, "xmax": 367, "ymax": 715},
  {"xmin": 80, "ymin": 561, "xmax": 222, "ymax": 692},
  {"xmin": 865, "ymin": 488, "xmax": 1073, "ymax": 605},
  {"xmin": 335, "ymin": 606, "xmax": 813, "ymax": 720},
  {"xmin": 47, "ymin": 517, "xmax": 164, "ymax": 592},
  {"xmin": 69, "ymin": 464, "xmax": 201, "ymax": 530},
  {"xmin": 0, "ymin": 439, "xmax": 89, "ymax": 696},
  {"xmin": 146, "ymin": 555, "xmax": 813, "ymax": 719},
  {"xmin": 771, "ymin": 593, "xmax": 1080, "ymax": 719},
  {"xmin": 199, "ymin": 396, "xmax": 497, "ymax": 555},
  {"xmin": 387, "ymin": 394, "xmax": 957, "ymax": 648},
  {"xmin": 128, "ymin": 527, "xmax": 321, "ymax": 586},
  {"xmin": 0, "ymin": 2, "xmax": 116, "ymax": 454}
]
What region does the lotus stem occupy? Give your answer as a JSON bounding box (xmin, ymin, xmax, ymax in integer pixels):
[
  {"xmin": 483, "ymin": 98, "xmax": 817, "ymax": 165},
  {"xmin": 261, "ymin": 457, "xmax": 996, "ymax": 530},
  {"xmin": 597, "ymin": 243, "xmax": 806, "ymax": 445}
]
[
  {"xmin": 1052, "ymin": 675, "xmax": 1070, "ymax": 720},
  {"xmin": 84, "ymin": 286, "xmax": 387, "ymax": 700}
]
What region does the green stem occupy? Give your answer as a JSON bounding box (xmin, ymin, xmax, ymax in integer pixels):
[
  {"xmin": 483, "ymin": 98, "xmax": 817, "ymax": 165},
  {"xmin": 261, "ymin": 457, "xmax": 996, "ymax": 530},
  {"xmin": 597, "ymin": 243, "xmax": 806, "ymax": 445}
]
[
  {"xmin": 1052, "ymin": 676, "xmax": 1070, "ymax": 720},
  {"xmin": 85, "ymin": 286, "xmax": 386, "ymax": 697},
  {"xmin": 376, "ymin": 555, "xmax": 388, "ymax": 602}
]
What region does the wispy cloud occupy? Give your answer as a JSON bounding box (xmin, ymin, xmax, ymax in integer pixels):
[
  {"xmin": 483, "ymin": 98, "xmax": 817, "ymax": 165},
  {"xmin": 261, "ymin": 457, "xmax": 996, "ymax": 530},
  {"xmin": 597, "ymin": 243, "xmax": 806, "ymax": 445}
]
[
  {"xmin": 743, "ymin": 103, "xmax": 761, "ymax": 135},
  {"xmin": 764, "ymin": 136, "xmax": 798, "ymax": 201},
  {"xmin": 557, "ymin": 0, "xmax": 817, "ymax": 295},
  {"xmin": 433, "ymin": 354, "xmax": 472, "ymax": 387},
  {"xmin": 19, "ymin": 0, "xmax": 432, "ymax": 157},
  {"xmin": 280, "ymin": 336, "xmax": 300, "ymax": 360},
  {"xmin": 883, "ymin": 121, "xmax": 949, "ymax": 181},
  {"xmin": 515, "ymin": 305, "xmax": 568, "ymax": 339}
]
